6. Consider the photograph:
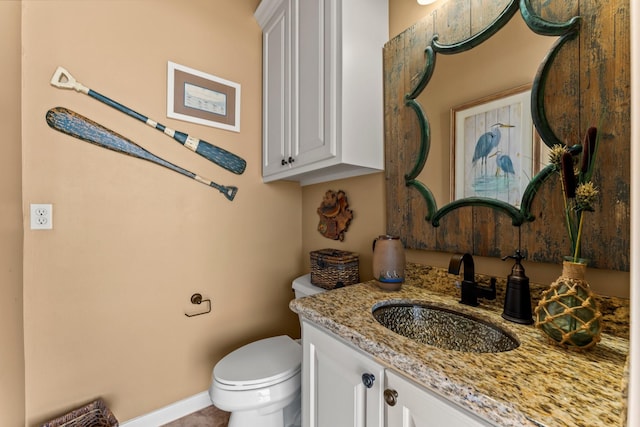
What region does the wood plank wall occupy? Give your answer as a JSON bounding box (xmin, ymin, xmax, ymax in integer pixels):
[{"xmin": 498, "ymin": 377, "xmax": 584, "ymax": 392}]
[{"xmin": 383, "ymin": 0, "xmax": 630, "ymax": 271}]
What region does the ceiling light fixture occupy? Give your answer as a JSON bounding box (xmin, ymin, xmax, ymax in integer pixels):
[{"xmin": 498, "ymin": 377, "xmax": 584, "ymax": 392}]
[{"xmin": 417, "ymin": 0, "xmax": 438, "ymax": 5}]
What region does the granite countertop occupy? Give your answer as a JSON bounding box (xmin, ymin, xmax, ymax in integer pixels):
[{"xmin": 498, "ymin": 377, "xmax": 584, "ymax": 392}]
[{"xmin": 290, "ymin": 263, "xmax": 630, "ymax": 427}]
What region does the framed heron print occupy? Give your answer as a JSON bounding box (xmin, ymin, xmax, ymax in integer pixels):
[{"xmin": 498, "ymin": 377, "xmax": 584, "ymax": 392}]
[{"xmin": 451, "ymin": 85, "xmax": 533, "ymax": 207}]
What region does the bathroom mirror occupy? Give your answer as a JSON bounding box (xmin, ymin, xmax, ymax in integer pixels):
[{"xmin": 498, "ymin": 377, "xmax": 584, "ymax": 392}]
[
  {"xmin": 415, "ymin": 18, "xmax": 552, "ymax": 213},
  {"xmin": 404, "ymin": 0, "xmax": 580, "ymax": 226}
]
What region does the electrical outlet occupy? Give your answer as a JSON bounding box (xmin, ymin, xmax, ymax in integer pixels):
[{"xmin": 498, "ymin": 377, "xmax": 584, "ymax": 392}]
[{"xmin": 30, "ymin": 203, "xmax": 53, "ymax": 230}]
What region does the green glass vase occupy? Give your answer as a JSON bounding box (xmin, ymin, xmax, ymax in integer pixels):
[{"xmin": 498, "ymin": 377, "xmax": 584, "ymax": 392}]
[{"xmin": 534, "ymin": 259, "xmax": 602, "ymax": 350}]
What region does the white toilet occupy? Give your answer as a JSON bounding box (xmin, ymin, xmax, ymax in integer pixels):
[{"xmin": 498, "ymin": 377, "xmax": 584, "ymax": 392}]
[{"xmin": 208, "ymin": 274, "xmax": 325, "ymax": 427}]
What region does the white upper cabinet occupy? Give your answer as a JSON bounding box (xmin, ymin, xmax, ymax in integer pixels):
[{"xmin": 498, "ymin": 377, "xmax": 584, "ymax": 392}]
[{"xmin": 256, "ymin": 0, "xmax": 388, "ymax": 185}]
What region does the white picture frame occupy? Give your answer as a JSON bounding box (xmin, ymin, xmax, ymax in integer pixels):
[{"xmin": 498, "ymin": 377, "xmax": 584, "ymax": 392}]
[
  {"xmin": 451, "ymin": 85, "xmax": 534, "ymax": 207},
  {"xmin": 167, "ymin": 61, "xmax": 241, "ymax": 132}
]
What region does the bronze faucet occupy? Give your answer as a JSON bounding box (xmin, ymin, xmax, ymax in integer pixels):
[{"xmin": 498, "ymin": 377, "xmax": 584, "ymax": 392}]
[{"xmin": 448, "ymin": 253, "xmax": 496, "ymax": 306}]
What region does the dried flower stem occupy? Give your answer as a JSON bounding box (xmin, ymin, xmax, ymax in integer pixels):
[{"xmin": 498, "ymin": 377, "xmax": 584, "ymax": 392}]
[
  {"xmin": 573, "ymin": 211, "xmax": 585, "ymax": 261},
  {"xmin": 550, "ymin": 122, "xmax": 602, "ymax": 264}
]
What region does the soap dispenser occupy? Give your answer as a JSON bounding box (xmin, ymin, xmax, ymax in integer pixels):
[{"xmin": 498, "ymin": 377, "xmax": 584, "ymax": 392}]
[{"xmin": 501, "ymin": 250, "xmax": 533, "ymax": 324}]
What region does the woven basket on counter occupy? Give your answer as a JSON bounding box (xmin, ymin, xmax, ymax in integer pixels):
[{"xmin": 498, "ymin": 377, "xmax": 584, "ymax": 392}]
[
  {"xmin": 310, "ymin": 249, "xmax": 359, "ymax": 290},
  {"xmin": 42, "ymin": 399, "xmax": 118, "ymax": 427}
]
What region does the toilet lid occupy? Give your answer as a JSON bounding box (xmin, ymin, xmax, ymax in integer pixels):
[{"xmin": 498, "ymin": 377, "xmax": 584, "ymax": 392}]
[{"xmin": 214, "ymin": 335, "xmax": 301, "ymax": 390}]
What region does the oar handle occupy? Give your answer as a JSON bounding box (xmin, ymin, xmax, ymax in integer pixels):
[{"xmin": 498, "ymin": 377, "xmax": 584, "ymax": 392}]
[
  {"xmin": 51, "ymin": 67, "xmax": 150, "ymax": 124},
  {"xmin": 50, "ymin": 66, "xmax": 90, "ymax": 94},
  {"xmin": 211, "ymin": 182, "xmax": 238, "ymax": 201}
]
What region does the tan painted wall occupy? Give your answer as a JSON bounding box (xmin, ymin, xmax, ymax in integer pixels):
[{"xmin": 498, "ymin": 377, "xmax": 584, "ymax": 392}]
[
  {"xmin": 20, "ymin": 0, "xmax": 302, "ymax": 424},
  {"xmin": 302, "ymin": 174, "xmax": 386, "ymax": 281},
  {"xmin": 389, "ymin": 0, "xmax": 438, "ymax": 38},
  {"xmin": 0, "ymin": 2, "xmax": 26, "ymax": 426}
]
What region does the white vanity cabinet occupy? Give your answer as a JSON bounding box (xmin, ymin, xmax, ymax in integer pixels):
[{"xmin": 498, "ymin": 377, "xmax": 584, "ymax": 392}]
[
  {"xmin": 302, "ymin": 321, "xmax": 494, "ymax": 427},
  {"xmin": 255, "ymin": 0, "xmax": 388, "ymax": 185},
  {"xmin": 302, "ymin": 321, "xmax": 385, "ymax": 427},
  {"xmin": 384, "ymin": 370, "xmax": 494, "ymax": 427}
]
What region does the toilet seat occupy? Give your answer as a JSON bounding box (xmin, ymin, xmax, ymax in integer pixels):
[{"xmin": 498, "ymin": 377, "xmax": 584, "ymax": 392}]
[{"xmin": 214, "ymin": 335, "xmax": 301, "ymax": 391}]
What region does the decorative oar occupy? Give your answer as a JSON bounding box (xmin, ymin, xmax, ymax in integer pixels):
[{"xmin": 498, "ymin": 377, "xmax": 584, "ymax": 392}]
[
  {"xmin": 46, "ymin": 107, "xmax": 238, "ymax": 201},
  {"xmin": 50, "ymin": 66, "xmax": 246, "ymax": 175}
]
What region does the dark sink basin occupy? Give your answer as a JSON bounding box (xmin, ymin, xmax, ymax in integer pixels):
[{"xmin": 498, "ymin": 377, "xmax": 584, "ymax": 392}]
[{"xmin": 372, "ymin": 302, "xmax": 519, "ymax": 353}]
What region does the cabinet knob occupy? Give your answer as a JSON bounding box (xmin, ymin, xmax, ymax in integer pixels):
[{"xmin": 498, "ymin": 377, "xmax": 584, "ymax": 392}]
[
  {"xmin": 361, "ymin": 373, "xmax": 375, "ymax": 388},
  {"xmin": 384, "ymin": 389, "xmax": 398, "ymax": 406},
  {"xmin": 288, "ymin": 156, "xmax": 295, "ymax": 163},
  {"xmin": 281, "ymin": 158, "xmax": 287, "ymax": 166}
]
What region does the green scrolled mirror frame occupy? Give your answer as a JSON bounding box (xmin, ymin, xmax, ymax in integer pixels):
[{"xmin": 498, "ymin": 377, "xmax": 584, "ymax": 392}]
[{"xmin": 404, "ymin": 0, "xmax": 581, "ymax": 227}]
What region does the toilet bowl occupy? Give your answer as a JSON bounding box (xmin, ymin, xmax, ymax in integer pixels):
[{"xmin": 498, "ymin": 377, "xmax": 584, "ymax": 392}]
[{"xmin": 208, "ymin": 274, "xmax": 325, "ymax": 427}]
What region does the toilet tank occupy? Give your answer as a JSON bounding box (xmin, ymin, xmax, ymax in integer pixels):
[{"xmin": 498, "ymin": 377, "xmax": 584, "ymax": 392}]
[{"xmin": 292, "ymin": 274, "xmax": 325, "ymax": 299}]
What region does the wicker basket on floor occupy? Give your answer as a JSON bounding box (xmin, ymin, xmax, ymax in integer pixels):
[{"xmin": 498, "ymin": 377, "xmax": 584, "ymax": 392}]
[{"xmin": 42, "ymin": 399, "xmax": 118, "ymax": 427}]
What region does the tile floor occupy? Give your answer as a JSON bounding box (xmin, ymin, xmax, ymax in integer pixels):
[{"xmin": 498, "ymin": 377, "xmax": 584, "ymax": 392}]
[{"xmin": 162, "ymin": 405, "xmax": 230, "ymax": 427}]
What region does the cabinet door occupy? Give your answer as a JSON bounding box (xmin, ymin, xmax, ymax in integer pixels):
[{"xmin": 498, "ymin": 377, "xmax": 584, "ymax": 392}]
[
  {"xmin": 261, "ymin": 0, "xmax": 294, "ymax": 176},
  {"xmin": 302, "ymin": 322, "xmax": 384, "ymax": 427},
  {"xmin": 384, "ymin": 370, "xmax": 494, "ymax": 427},
  {"xmin": 295, "ymin": 0, "xmax": 336, "ymax": 167}
]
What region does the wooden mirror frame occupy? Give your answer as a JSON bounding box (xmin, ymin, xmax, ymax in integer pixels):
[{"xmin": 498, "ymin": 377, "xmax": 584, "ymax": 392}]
[{"xmin": 383, "ymin": 0, "xmax": 630, "ymax": 271}]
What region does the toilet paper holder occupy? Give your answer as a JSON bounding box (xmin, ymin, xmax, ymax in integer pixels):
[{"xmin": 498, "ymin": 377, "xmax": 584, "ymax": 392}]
[{"xmin": 185, "ymin": 293, "xmax": 211, "ymax": 317}]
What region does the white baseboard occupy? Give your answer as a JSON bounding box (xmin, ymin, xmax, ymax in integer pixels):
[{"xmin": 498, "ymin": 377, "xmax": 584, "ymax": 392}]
[{"xmin": 120, "ymin": 390, "xmax": 212, "ymax": 426}]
